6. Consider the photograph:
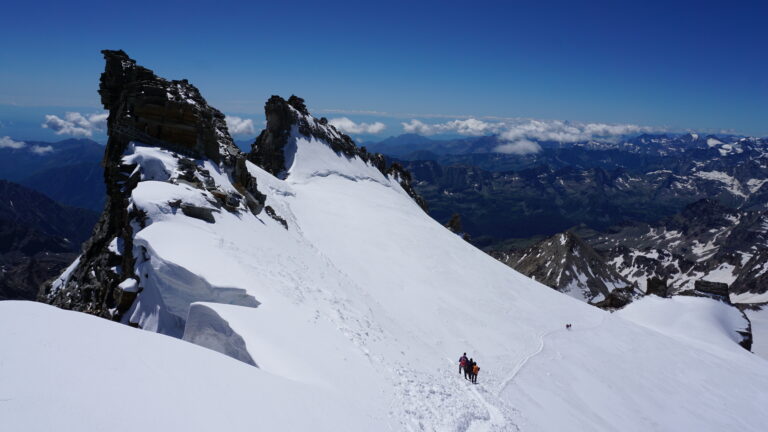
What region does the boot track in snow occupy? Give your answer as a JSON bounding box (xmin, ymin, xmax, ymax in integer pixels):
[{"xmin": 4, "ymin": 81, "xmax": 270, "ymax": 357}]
[{"xmin": 498, "ymin": 315, "xmax": 607, "ymax": 397}]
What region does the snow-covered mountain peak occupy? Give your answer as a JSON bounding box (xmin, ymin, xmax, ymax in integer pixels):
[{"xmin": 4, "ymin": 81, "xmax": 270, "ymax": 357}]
[
  {"xmin": 22, "ymin": 52, "xmax": 768, "ymax": 431},
  {"xmin": 248, "ymin": 94, "xmax": 427, "ymax": 209}
]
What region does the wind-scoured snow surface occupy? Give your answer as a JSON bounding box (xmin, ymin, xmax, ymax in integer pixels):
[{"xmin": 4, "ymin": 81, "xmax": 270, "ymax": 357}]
[
  {"xmin": 4, "ymin": 125, "xmax": 768, "ymax": 431},
  {"xmin": 617, "ymin": 296, "xmax": 749, "ymax": 352},
  {"xmin": 0, "ymin": 301, "xmax": 375, "ymax": 432}
]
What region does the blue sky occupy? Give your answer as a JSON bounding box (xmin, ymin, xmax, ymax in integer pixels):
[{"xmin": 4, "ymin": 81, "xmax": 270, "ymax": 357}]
[{"xmin": 1, "ymin": 0, "xmax": 766, "ymax": 143}]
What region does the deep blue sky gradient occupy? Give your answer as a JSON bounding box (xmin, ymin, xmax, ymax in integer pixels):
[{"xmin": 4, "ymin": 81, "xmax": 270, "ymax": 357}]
[{"xmin": 1, "ymin": 0, "xmax": 766, "ymax": 140}]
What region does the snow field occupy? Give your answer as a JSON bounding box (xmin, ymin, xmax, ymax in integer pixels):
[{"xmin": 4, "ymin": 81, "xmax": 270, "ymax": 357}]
[
  {"xmin": 10, "ymin": 120, "xmax": 768, "ymax": 431},
  {"xmin": 0, "ymin": 301, "xmax": 382, "ymax": 432}
]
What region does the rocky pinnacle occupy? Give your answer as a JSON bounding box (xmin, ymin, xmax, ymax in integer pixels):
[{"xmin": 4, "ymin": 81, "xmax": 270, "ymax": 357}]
[
  {"xmin": 248, "ymin": 95, "xmax": 427, "ymax": 211},
  {"xmin": 41, "ymin": 50, "xmax": 266, "ymax": 320}
]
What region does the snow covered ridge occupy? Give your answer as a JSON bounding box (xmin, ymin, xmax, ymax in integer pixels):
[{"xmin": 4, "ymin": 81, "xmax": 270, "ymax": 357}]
[
  {"xmin": 42, "ymin": 50, "xmax": 425, "ymax": 322},
  {"xmin": 248, "ymin": 94, "xmax": 427, "ymax": 210},
  {"xmin": 15, "ymin": 50, "xmax": 768, "ymax": 430}
]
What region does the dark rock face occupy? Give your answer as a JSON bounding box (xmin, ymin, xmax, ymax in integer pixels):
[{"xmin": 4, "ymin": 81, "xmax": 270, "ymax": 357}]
[
  {"xmin": 387, "ymin": 162, "xmax": 428, "ymax": 211},
  {"xmin": 682, "ymin": 280, "xmax": 731, "ymax": 303},
  {"xmin": 582, "ymin": 199, "xmax": 768, "ymax": 301},
  {"xmin": 444, "ymin": 213, "xmax": 471, "ymax": 241},
  {"xmin": 730, "ymin": 250, "xmax": 768, "ymax": 296},
  {"xmin": 736, "ymin": 308, "xmax": 754, "ymax": 351},
  {"xmin": 99, "ymin": 50, "xmax": 235, "ymax": 163},
  {"xmin": 492, "ymin": 231, "xmax": 639, "ymax": 308},
  {"xmin": 445, "ymin": 213, "xmax": 463, "ymax": 234},
  {"xmin": 264, "ymin": 206, "xmax": 288, "ymax": 229},
  {"xmin": 42, "ymin": 50, "xmax": 266, "ymax": 321},
  {"xmin": 645, "ymin": 277, "xmax": 668, "ymax": 297},
  {"xmin": 248, "ymin": 95, "xmax": 427, "ymax": 211},
  {"xmin": 249, "ymin": 95, "xmax": 296, "ymax": 176},
  {"xmin": 594, "ymin": 286, "xmax": 636, "ymax": 309},
  {"xmin": 180, "ymin": 204, "xmax": 217, "ymax": 223}
]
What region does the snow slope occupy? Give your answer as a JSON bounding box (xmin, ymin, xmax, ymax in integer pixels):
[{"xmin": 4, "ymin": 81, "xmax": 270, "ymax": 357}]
[
  {"xmin": 616, "ymin": 296, "xmax": 749, "ymax": 352},
  {"xmin": 0, "ymin": 301, "xmax": 380, "ymax": 432},
  {"xmin": 11, "ymin": 116, "xmax": 768, "ymax": 431}
]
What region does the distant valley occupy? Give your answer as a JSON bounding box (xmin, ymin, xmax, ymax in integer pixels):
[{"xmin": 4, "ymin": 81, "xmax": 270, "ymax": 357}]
[{"xmin": 369, "ymin": 132, "xmax": 768, "ymax": 310}]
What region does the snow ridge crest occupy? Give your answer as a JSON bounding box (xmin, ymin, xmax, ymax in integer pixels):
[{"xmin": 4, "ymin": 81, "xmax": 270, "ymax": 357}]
[{"xmin": 248, "ymin": 95, "xmax": 427, "ymax": 210}]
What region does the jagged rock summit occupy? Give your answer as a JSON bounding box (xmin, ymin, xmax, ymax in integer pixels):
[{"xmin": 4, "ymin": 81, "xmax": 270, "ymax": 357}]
[
  {"xmin": 42, "ymin": 50, "xmax": 268, "ymax": 319},
  {"xmin": 250, "ymin": 94, "xmax": 427, "ymax": 210},
  {"xmin": 41, "ymin": 50, "xmax": 425, "ymax": 326},
  {"xmin": 99, "ymin": 50, "xmax": 245, "ymax": 164}
]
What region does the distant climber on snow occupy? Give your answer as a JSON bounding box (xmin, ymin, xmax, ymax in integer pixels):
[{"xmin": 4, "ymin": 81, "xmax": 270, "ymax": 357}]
[
  {"xmin": 472, "ymin": 362, "xmax": 480, "ymax": 383},
  {"xmin": 459, "ymin": 353, "xmax": 468, "ymax": 375},
  {"xmin": 566, "ymin": 323, "xmax": 572, "ymax": 330},
  {"xmin": 466, "ymin": 358, "xmax": 476, "ymax": 381}
]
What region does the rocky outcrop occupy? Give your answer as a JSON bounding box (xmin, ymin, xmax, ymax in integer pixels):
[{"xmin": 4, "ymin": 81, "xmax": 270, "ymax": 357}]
[
  {"xmin": 41, "ymin": 50, "xmax": 266, "ymax": 321},
  {"xmin": 689, "ymin": 280, "xmax": 731, "ymax": 303},
  {"xmin": 645, "ymin": 277, "xmax": 668, "ymax": 297},
  {"xmin": 730, "ymin": 250, "xmax": 768, "ymax": 296},
  {"xmin": 492, "ymin": 231, "xmax": 639, "ymax": 308},
  {"xmin": 584, "ymin": 199, "xmax": 768, "ymax": 300},
  {"xmin": 444, "ymin": 213, "xmax": 471, "ymax": 241},
  {"xmin": 737, "ymin": 322, "xmax": 753, "ymax": 351},
  {"xmin": 249, "ymin": 95, "xmax": 427, "ymax": 211}
]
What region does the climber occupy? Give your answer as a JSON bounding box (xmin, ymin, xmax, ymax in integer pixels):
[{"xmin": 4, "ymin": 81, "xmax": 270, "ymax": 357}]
[
  {"xmin": 466, "ymin": 358, "xmax": 475, "ymax": 381},
  {"xmin": 472, "ymin": 362, "xmax": 480, "ymax": 384},
  {"xmin": 459, "ymin": 353, "xmax": 468, "ymax": 375}
]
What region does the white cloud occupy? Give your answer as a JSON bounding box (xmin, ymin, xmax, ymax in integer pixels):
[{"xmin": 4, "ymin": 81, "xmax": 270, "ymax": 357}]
[
  {"xmin": 0, "ymin": 137, "xmax": 54, "ymax": 155},
  {"xmin": 42, "ymin": 112, "xmax": 108, "ymax": 137},
  {"xmin": 402, "ymin": 118, "xmax": 502, "ymax": 136},
  {"xmin": 0, "ymin": 136, "xmax": 26, "ymax": 149},
  {"xmin": 493, "ymin": 139, "xmax": 542, "ymax": 155},
  {"xmin": 30, "ymin": 145, "xmax": 54, "ymax": 154},
  {"xmin": 328, "ymin": 117, "xmax": 386, "ymax": 135},
  {"xmin": 401, "ymin": 117, "xmax": 660, "ymax": 154},
  {"xmin": 225, "ymin": 115, "xmax": 256, "ymax": 136},
  {"xmin": 401, "ymin": 119, "xmax": 432, "ymax": 135}
]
